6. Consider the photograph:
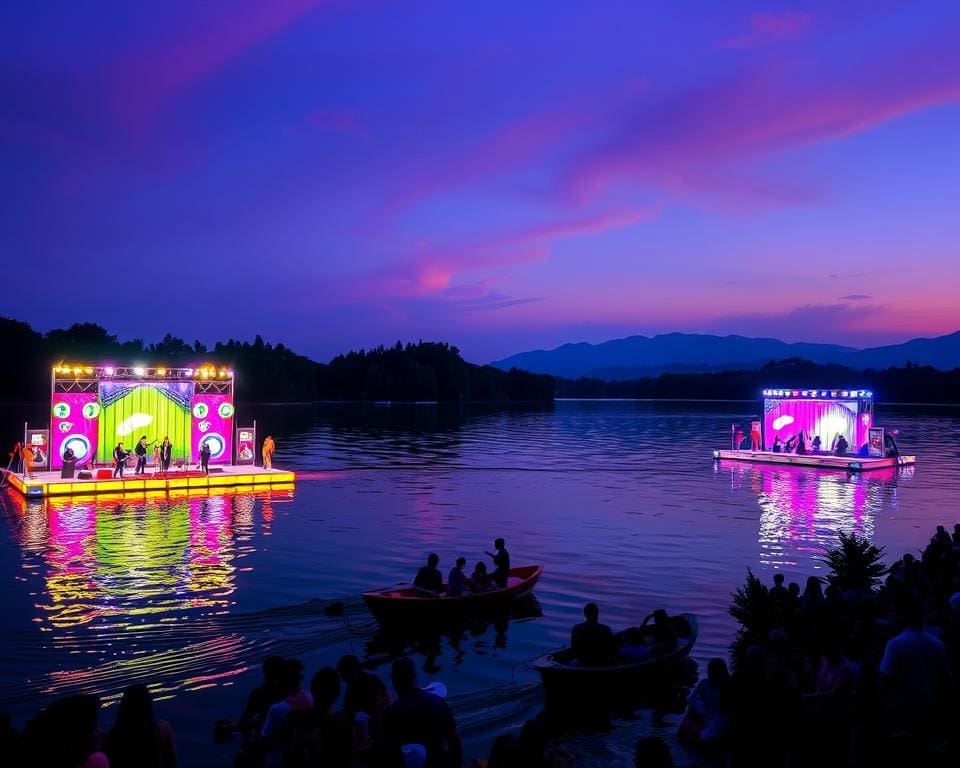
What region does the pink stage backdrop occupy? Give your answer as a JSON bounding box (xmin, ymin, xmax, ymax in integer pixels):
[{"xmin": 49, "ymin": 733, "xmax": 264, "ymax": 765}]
[
  {"xmin": 51, "ymin": 393, "xmax": 100, "ymax": 468},
  {"xmin": 763, "ymin": 399, "xmax": 859, "ymax": 451},
  {"xmin": 190, "ymin": 394, "xmax": 234, "ymax": 464}
]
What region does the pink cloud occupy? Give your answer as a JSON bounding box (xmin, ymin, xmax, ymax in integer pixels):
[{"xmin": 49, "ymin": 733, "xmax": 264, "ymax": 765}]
[
  {"xmin": 718, "ymin": 11, "xmax": 812, "ymax": 50},
  {"xmin": 563, "ymin": 28, "xmax": 960, "ymax": 203},
  {"xmin": 114, "ymin": 0, "xmax": 329, "ymax": 133}
]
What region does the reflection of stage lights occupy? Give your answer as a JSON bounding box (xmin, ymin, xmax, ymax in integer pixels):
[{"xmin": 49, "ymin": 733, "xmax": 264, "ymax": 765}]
[
  {"xmin": 199, "ymin": 433, "xmax": 226, "ymax": 459},
  {"xmin": 62, "ymin": 435, "xmax": 91, "ymax": 461}
]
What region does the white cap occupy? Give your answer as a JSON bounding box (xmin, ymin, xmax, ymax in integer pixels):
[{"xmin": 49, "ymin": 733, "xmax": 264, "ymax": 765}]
[{"xmin": 422, "ymin": 681, "xmax": 447, "ymax": 699}]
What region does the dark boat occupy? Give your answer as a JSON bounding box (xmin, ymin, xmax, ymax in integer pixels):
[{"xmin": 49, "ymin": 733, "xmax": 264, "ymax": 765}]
[
  {"xmin": 362, "ymin": 565, "xmax": 543, "ymax": 626},
  {"xmin": 532, "ymin": 613, "xmax": 698, "ymax": 708}
]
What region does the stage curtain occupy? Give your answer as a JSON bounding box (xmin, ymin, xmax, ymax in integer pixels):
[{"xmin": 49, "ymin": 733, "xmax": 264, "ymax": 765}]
[{"xmin": 97, "ymin": 384, "xmax": 192, "ymax": 463}]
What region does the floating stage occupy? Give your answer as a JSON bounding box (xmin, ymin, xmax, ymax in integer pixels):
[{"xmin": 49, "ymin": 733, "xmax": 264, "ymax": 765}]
[
  {"xmin": 4, "ymin": 465, "xmax": 296, "ymax": 499},
  {"xmin": 714, "ymin": 449, "xmax": 915, "ymax": 472}
]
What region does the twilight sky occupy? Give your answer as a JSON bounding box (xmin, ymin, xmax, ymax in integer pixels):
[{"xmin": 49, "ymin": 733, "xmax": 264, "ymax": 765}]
[{"xmin": 2, "ymin": 1, "xmax": 959, "ymax": 362}]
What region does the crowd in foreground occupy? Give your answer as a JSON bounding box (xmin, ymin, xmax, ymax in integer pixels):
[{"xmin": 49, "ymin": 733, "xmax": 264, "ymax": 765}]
[
  {"xmin": 4, "ymin": 522, "xmax": 960, "ymax": 768},
  {"xmin": 675, "ymin": 523, "xmax": 960, "ymax": 767}
]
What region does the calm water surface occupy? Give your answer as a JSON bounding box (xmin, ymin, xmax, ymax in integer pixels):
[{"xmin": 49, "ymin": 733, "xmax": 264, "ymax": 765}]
[{"xmin": 1, "ymin": 400, "xmax": 958, "ymax": 766}]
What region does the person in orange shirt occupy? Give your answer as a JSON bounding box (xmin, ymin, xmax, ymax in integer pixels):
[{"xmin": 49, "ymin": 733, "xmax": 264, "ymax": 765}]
[
  {"xmin": 22, "ymin": 444, "xmax": 35, "ymax": 478},
  {"xmin": 262, "ymin": 435, "xmax": 276, "ymax": 469}
]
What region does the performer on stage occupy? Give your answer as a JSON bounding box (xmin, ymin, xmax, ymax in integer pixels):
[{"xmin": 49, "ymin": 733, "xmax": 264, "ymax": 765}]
[
  {"xmin": 134, "ymin": 436, "xmax": 149, "ymax": 475},
  {"xmin": 262, "ymin": 435, "xmax": 276, "ymax": 469},
  {"xmin": 200, "ymin": 442, "xmax": 212, "ymax": 475},
  {"xmin": 160, "ymin": 436, "xmax": 172, "ymax": 472},
  {"xmin": 113, "ymin": 442, "xmax": 128, "ymax": 478},
  {"xmin": 22, "ymin": 444, "xmax": 35, "ymax": 479}
]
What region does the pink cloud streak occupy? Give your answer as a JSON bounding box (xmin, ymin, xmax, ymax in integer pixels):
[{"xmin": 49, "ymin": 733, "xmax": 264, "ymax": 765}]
[
  {"xmin": 719, "ymin": 11, "xmax": 812, "ymax": 50},
  {"xmin": 564, "ymin": 27, "xmax": 960, "ymax": 203},
  {"xmin": 114, "ymin": 0, "xmax": 329, "ymax": 133}
]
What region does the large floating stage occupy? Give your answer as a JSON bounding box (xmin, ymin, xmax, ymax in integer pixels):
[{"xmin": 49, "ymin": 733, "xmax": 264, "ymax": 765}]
[
  {"xmin": 714, "ymin": 449, "xmax": 916, "ymax": 472},
  {"xmin": 5, "ymin": 465, "xmax": 296, "ymax": 499}
]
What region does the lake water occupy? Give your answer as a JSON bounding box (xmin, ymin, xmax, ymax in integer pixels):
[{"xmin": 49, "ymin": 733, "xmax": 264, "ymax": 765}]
[{"xmin": 1, "ymin": 400, "xmax": 958, "ymax": 766}]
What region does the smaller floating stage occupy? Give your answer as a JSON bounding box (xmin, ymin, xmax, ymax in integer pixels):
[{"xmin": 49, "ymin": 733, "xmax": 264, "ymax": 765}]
[
  {"xmin": 4, "ymin": 465, "xmax": 296, "ymax": 499},
  {"xmin": 714, "ymin": 449, "xmax": 915, "ymax": 472}
]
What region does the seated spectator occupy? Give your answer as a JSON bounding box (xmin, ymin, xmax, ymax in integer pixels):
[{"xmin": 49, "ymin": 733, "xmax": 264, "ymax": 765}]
[
  {"xmin": 105, "ymin": 684, "xmax": 177, "ymax": 768},
  {"xmin": 236, "ymin": 655, "xmax": 285, "ymax": 736},
  {"xmin": 19, "ymin": 694, "xmax": 108, "ymax": 768},
  {"xmin": 769, "ymin": 573, "xmax": 789, "ymax": 603},
  {"xmin": 879, "ymin": 600, "xmax": 951, "ymax": 737},
  {"xmin": 414, "ymin": 554, "xmax": 442, "ymax": 594},
  {"xmin": 261, "ymin": 659, "xmax": 314, "ymax": 767},
  {"xmin": 678, "ymin": 658, "xmax": 730, "ymax": 746},
  {"xmin": 281, "ymin": 667, "xmax": 353, "ymax": 768},
  {"xmin": 467, "ymin": 562, "xmax": 494, "ymax": 593},
  {"xmin": 337, "ymin": 654, "xmax": 391, "ymax": 742},
  {"xmin": 447, "ymin": 557, "xmax": 468, "ymax": 597},
  {"xmin": 570, "ymin": 603, "xmax": 614, "ymax": 666},
  {"xmin": 377, "ymin": 657, "xmax": 462, "ymax": 768}
]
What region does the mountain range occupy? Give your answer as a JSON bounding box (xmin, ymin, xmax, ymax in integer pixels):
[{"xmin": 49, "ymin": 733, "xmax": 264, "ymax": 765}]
[{"xmin": 491, "ymin": 331, "xmax": 960, "ymax": 380}]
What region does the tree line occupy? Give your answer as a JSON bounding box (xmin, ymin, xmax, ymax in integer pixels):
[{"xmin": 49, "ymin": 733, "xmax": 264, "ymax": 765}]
[
  {"xmin": 555, "ymin": 357, "xmax": 960, "ymax": 403},
  {"xmin": 0, "ymin": 317, "xmax": 554, "ymax": 403}
]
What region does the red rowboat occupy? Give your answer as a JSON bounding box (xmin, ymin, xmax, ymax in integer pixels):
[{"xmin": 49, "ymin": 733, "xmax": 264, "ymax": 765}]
[{"xmin": 362, "ymin": 565, "xmax": 543, "ymax": 626}]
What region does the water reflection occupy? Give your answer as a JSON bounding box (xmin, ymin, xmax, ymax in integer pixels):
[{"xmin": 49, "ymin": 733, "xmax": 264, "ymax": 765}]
[
  {"xmin": 0, "ymin": 487, "xmax": 294, "ymax": 708},
  {"xmin": 719, "ymin": 462, "xmax": 913, "ymax": 570}
]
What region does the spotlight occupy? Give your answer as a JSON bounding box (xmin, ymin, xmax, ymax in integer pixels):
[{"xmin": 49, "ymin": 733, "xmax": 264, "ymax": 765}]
[
  {"xmin": 133, "ymin": 366, "xmax": 145, "ymax": 376},
  {"xmin": 104, "ymin": 367, "xmax": 115, "ymax": 376},
  {"xmin": 73, "ymin": 367, "xmax": 82, "ymax": 376},
  {"xmin": 84, "ymin": 366, "xmax": 93, "ymax": 375},
  {"xmin": 184, "ymin": 368, "xmax": 194, "ymax": 376},
  {"xmin": 157, "ymin": 367, "xmax": 167, "ymax": 376}
]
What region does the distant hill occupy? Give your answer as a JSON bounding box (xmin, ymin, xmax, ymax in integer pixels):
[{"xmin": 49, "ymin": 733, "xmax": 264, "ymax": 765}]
[{"xmin": 492, "ymin": 331, "xmax": 960, "ymax": 380}]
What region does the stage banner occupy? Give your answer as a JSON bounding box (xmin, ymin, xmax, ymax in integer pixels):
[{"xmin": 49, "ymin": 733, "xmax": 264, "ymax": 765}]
[
  {"xmin": 25, "ymin": 428, "xmax": 50, "ymax": 470},
  {"xmin": 51, "ymin": 393, "xmax": 99, "ymax": 468},
  {"xmin": 867, "ymin": 427, "xmax": 885, "ymax": 458},
  {"xmin": 236, "ymin": 426, "xmax": 256, "ymax": 466},
  {"xmin": 191, "ymin": 394, "xmax": 234, "ymax": 465}
]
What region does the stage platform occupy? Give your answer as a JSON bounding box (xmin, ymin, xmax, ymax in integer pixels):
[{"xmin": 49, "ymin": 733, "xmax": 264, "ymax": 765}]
[
  {"xmin": 3, "ymin": 465, "xmax": 296, "ymax": 499},
  {"xmin": 714, "ymin": 449, "xmax": 916, "ymax": 471}
]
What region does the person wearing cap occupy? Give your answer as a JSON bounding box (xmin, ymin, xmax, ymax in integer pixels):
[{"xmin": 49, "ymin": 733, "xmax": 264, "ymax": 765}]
[{"xmin": 377, "ymin": 657, "xmax": 462, "ymax": 768}]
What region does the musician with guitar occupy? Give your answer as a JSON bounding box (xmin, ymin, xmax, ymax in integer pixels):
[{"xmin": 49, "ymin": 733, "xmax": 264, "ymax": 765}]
[
  {"xmin": 113, "ymin": 442, "xmax": 130, "ymax": 478},
  {"xmin": 134, "ymin": 435, "xmax": 157, "ymax": 475}
]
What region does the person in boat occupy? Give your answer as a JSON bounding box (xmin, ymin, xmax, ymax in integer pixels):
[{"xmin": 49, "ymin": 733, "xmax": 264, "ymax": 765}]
[
  {"xmin": 642, "ymin": 609, "xmax": 678, "ymax": 652},
  {"xmin": 571, "ymin": 602, "xmax": 615, "ymax": 666},
  {"xmin": 833, "ymin": 434, "xmax": 849, "ymax": 455},
  {"xmin": 772, "ymin": 436, "xmax": 783, "ymax": 453},
  {"xmin": 467, "ymin": 562, "xmax": 494, "ymax": 592},
  {"xmin": 447, "ymin": 557, "xmax": 468, "ymax": 597},
  {"xmin": 485, "ymin": 538, "xmax": 510, "ymax": 588},
  {"xmin": 414, "ymin": 554, "xmax": 443, "ymax": 594},
  {"xmin": 376, "ymin": 657, "xmax": 463, "ymax": 768}
]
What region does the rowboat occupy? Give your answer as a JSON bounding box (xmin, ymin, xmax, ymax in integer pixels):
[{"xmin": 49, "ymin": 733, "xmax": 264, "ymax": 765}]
[
  {"xmin": 532, "ymin": 613, "xmax": 698, "ymax": 708},
  {"xmin": 362, "ymin": 565, "xmax": 543, "ymax": 626}
]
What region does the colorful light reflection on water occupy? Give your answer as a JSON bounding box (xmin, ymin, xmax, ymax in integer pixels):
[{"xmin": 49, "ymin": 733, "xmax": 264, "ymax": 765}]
[{"xmin": 0, "ymin": 488, "xmax": 296, "ymax": 710}]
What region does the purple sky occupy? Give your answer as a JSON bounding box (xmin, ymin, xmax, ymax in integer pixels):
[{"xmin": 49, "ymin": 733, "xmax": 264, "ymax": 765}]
[{"xmin": 3, "ymin": 1, "xmax": 959, "ymax": 362}]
